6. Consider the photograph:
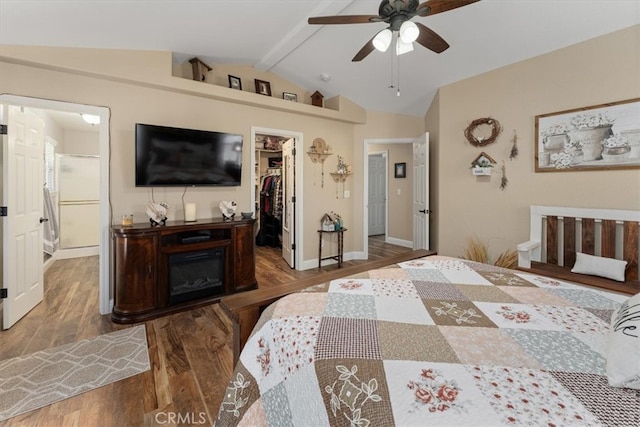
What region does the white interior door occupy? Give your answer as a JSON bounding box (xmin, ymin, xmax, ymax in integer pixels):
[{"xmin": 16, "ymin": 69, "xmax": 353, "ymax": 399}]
[
  {"xmin": 2, "ymin": 106, "xmax": 45, "ymax": 329},
  {"xmin": 281, "ymin": 138, "xmax": 295, "ymax": 268},
  {"xmin": 368, "ymin": 154, "xmax": 386, "ymax": 236},
  {"xmin": 412, "ymin": 133, "xmax": 430, "ymax": 250}
]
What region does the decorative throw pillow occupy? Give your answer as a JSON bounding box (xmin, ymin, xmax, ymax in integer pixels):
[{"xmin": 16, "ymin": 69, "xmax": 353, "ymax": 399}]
[
  {"xmin": 606, "ymin": 292, "xmax": 640, "ymax": 389},
  {"xmin": 571, "ymin": 252, "xmax": 627, "ymax": 282}
]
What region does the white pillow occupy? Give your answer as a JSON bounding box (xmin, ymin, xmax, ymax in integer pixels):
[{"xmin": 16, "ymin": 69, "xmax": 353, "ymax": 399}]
[
  {"xmin": 571, "ymin": 252, "xmax": 627, "ymax": 282},
  {"xmin": 606, "ymin": 292, "xmax": 640, "ymax": 389}
]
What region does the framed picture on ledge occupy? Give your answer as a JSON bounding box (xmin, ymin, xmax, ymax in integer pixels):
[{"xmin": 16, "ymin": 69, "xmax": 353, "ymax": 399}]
[
  {"xmin": 255, "ymin": 79, "xmax": 272, "ymax": 96},
  {"xmin": 283, "ymin": 92, "xmax": 297, "ymax": 102},
  {"xmin": 228, "ymin": 75, "xmax": 242, "ymax": 90}
]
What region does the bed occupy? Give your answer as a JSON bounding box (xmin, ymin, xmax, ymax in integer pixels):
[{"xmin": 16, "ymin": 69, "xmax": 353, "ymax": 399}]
[{"xmin": 216, "ymin": 207, "xmax": 640, "ymax": 426}]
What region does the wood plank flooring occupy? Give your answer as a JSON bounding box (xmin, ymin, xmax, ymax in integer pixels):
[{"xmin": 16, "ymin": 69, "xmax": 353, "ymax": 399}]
[{"xmin": 0, "ymin": 238, "xmax": 412, "ymax": 426}]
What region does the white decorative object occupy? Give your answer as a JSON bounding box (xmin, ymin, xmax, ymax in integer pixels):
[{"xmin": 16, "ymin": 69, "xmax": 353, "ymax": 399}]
[
  {"xmin": 606, "ymin": 292, "xmax": 640, "ymax": 389},
  {"xmin": 184, "ymin": 203, "xmax": 197, "ymax": 222},
  {"xmin": 145, "ymin": 202, "xmax": 168, "ymax": 226},
  {"xmin": 571, "ymin": 252, "xmax": 627, "ymax": 282},
  {"xmin": 219, "ymin": 200, "xmax": 237, "ymax": 220}
]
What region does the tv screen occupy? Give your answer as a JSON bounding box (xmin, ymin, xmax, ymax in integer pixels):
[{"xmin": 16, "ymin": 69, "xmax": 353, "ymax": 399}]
[{"xmin": 135, "ymin": 123, "xmax": 243, "ymax": 187}]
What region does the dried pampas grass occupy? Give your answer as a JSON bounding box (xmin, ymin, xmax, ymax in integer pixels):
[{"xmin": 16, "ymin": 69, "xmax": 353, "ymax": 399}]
[
  {"xmin": 461, "ymin": 237, "xmax": 489, "ymax": 264},
  {"xmin": 461, "ymin": 237, "xmax": 517, "ymax": 269},
  {"xmin": 494, "ymin": 249, "xmax": 518, "ymax": 269}
]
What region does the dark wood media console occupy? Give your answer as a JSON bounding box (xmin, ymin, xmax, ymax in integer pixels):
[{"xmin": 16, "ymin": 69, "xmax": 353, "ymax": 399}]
[{"xmin": 111, "ymin": 218, "xmax": 257, "ymax": 324}]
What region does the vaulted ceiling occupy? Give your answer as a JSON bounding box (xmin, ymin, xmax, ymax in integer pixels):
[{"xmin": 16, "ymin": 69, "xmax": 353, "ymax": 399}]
[{"xmin": 1, "ymin": 1, "xmax": 638, "ymax": 116}]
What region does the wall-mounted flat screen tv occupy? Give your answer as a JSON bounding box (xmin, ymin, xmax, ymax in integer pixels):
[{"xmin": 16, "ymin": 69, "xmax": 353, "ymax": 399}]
[{"xmin": 135, "ymin": 123, "xmax": 243, "ymax": 187}]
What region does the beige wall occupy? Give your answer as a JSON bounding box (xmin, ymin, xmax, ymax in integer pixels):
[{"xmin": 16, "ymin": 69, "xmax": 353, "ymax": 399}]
[
  {"xmin": 0, "ymin": 46, "xmax": 422, "ymax": 267},
  {"xmin": 367, "ymin": 143, "xmax": 413, "ymax": 242},
  {"xmin": 61, "ymin": 130, "xmax": 99, "ymax": 155},
  {"xmin": 427, "ymin": 25, "xmax": 640, "ymax": 261}
]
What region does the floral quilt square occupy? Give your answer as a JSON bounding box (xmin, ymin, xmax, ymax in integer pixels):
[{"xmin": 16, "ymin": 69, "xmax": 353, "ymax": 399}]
[
  {"xmin": 272, "ymin": 293, "xmax": 328, "ymax": 318},
  {"xmin": 412, "ymin": 281, "xmax": 469, "ymax": 301},
  {"xmin": 370, "ymin": 279, "xmax": 420, "ymax": 298},
  {"xmin": 478, "ymin": 271, "xmax": 536, "ymax": 287},
  {"xmin": 533, "ymin": 305, "xmax": 609, "ymax": 334},
  {"xmin": 473, "ymin": 302, "xmax": 562, "ymax": 331},
  {"xmin": 329, "ymin": 278, "xmax": 374, "ymax": 295},
  {"xmin": 374, "ymin": 296, "xmax": 434, "ymax": 325},
  {"xmin": 384, "ymin": 361, "xmax": 499, "ymax": 426},
  {"xmin": 323, "ymin": 293, "xmax": 376, "ymax": 319},
  {"xmin": 425, "ymin": 300, "xmax": 497, "ymax": 328},
  {"xmin": 315, "ymin": 317, "xmax": 382, "ymax": 360},
  {"xmin": 315, "ymin": 358, "xmax": 395, "ymax": 427},
  {"xmin": 469, "ymin": 365, "xmax": 600, "ymax": 426},
  {"xmin": 503, "ymin": 329, "xmax": 606, "ymax": 374},
  {"xmin": 377, "ymin": 323, "xmax": 459, "ymax": 362},
  {"xmin": 438, "ymin": 326, "xmax": 540, "ymax": 368},
  {"xmin": 516, "ymin": 273, "xmax": 580, "ymax": 290}
]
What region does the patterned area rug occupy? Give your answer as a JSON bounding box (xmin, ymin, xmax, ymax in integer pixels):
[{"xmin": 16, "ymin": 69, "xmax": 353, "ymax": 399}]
[{"xmin": 0, "ymin": 325, "xmax": 150, "ymax": 421}]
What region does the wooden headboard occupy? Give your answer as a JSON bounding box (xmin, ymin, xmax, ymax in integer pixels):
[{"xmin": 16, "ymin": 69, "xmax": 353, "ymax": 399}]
[{"xmin": 517, "ymin": 205, "xmax": 640, "ymax": 295}]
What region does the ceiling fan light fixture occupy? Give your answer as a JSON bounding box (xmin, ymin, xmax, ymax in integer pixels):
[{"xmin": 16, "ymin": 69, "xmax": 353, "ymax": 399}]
[
  {"xmin": 81, "ymin": 114, "xmax": 100, "ymax": 125},
  {"xmin": 396, "ymin": 38, "xmax": 414, "ymax": 55},
  {"xmin": 372, "ymin": 29, "xmax": 392, "ymax": 52},
  {"xmin": 399, "ymin": 20, "xmax": 419, "ymax": 43}
]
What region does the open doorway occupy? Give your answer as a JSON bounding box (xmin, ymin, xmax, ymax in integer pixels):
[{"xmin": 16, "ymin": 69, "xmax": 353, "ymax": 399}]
[
  {"xmin": 0, "ymin": 95, "xmax": 111, "ymax": 325},
  {"xmin": 251, "ymin": 126, "xmax": 303, "ymax": 270},
  {"xmin": 363, "ymin": 137, "xmax": 425, "ymax": 260}
]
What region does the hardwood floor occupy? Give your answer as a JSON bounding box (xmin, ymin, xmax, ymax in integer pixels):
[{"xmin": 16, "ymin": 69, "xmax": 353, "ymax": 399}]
[{"xmin": 0, "ymin": 238, "xmax": 411, "ymax": 426}]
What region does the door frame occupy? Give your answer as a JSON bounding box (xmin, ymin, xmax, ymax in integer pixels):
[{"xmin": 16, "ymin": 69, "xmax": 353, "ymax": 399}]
[
  {"xmin": 367, "ymin": 151, "xmax": 388, "ymax": 238},
  {"xmin": 250, "ymin": 126, "xmax": 303, "ymax": 270},
  {"xmin": 0, "ymin": 95, "xmax": 111, "ymax": 315},
  {"xmin": 362, "ymin": 138, "xmax": 415, "ymax": 260}
]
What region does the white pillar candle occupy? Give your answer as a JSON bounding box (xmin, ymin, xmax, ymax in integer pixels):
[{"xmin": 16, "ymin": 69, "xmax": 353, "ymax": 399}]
[{"xmin": 184, "ymin": 203, "xmax": 197, "ymax": 222}]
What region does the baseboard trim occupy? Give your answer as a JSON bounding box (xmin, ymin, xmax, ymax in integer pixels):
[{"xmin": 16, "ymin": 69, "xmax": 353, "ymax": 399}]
[
  {"xmin": 56, "ymin": 246, "xmax": 99, "ymax": 260},
  {"xmin": 386, "ymin": 237, "xmax": 413, "ymax": 248}
]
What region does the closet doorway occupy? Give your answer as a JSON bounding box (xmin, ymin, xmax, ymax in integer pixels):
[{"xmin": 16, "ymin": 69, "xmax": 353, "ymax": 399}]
[{"xmin": 251, "ymin": 127, "xmax": 303, "ymax": 269}]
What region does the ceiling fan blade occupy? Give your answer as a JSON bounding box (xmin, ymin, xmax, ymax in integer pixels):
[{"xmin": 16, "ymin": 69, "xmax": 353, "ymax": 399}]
[
  {"xmin": 308, "ymin": 15, "xmax": 381, "ymax": 25},
  {"xmin": 352, "ymin": 37, "xmax": 376, "ymax": 62},
  {"xmin": 416, "ymin": 0, "xmax": 481, "ymax": 17},
  {"xmin": 414, "ymin": 22, "xmax": 449, "ymax": 53}
]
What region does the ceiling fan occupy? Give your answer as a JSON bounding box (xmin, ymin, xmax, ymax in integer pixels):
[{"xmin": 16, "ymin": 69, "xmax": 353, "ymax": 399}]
[{"xmin": 308, "ymin": 0, "xmax": 480, "ymax": 61}]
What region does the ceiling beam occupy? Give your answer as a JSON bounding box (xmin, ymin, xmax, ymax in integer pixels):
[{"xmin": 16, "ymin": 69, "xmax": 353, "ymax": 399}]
[{"xmin": 254, "ymin": 0, "xmax": 356, "ymax": 72}]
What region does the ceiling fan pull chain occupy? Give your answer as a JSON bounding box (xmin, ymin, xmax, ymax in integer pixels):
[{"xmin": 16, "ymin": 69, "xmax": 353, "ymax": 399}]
[{"xmin": 396, "ymin": 49, "xmax": 401, "ymax": 96}]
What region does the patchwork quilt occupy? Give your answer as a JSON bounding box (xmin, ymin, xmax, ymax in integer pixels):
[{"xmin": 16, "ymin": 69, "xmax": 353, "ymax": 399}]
[{"xmin": 216, "ymin": 256, "xmax": 639, "ymax": 426}]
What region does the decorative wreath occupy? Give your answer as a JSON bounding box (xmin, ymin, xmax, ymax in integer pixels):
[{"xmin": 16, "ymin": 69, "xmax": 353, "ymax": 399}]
[{"xmin": 464, "ymin": 117, "xmax": 502, "ymax": 147}]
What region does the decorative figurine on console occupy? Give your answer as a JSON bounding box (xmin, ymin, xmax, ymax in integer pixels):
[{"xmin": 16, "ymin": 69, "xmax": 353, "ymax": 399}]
[
  {"xmin": 146, "ymin": 202, "xmax": 168, "ymax": 226},
  {"xmin": 219, "ymin": 200, "xmax": 237, "ymax": 220}
]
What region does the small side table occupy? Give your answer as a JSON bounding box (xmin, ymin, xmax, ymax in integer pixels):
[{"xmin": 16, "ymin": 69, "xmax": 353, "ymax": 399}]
[{"xmin": 318, "ymin": 228, "xmax": 347, "ymax": 268}]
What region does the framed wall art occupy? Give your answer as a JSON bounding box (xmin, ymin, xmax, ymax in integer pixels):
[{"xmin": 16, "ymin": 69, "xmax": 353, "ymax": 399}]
[
  {"xmin": 255, "ymin": 79, "xmax": 272, "ymax": 96},
  {"xmin": 394, "ymin": 162, "xmax": 406, "ymax": 178},
  {"xmin": 228, "ymin": 75, "xmax": 242, "ymax": 90},
  {"xmin": 535, "ymin": 98, "xmax": 640, "ymax": 172},
  {"xmin": 283, "ymin": 92, "xmax": 297, "ymax": 102}
]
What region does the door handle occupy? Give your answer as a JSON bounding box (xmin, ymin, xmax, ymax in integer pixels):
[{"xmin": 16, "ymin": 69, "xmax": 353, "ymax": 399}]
[
  {"xmin": 39, "ymin": 217, "xmax": 49, "ymax": 223},
  {"xmin": 418, "ymin": 209, "xmax": 431, "ymax": 214}
]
